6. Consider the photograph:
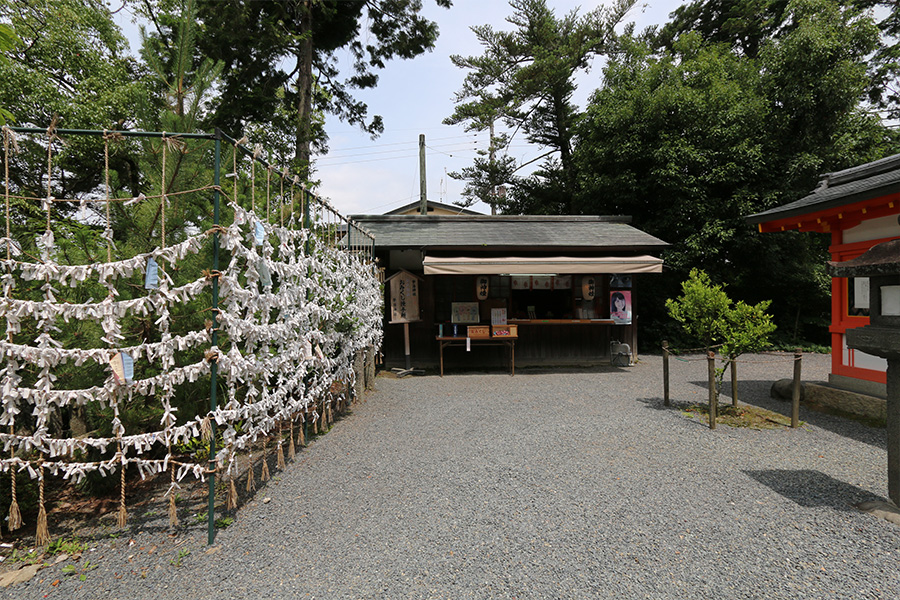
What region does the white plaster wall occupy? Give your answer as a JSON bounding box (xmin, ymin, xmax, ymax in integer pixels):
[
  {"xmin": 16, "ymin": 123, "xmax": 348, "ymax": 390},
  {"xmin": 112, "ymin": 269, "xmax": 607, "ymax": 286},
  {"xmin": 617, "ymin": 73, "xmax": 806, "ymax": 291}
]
[
  {"xmin": 843, "ymin": 214, "xmax": 900, "ymax": 244},
  {"xmin": 841, "ymin": 334, "xmax": 888, "ymax": 371}
]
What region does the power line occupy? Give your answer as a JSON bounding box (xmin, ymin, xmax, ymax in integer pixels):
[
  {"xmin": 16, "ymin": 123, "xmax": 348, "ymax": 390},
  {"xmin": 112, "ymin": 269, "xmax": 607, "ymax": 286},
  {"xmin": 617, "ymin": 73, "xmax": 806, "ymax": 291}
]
[
  {"xmin": 318, "ymin": 139, "xmax": 481, "ymax": 162},
  {"xmin": 325, "ymin": 132, "xmax": 484, "ymax": 153}
]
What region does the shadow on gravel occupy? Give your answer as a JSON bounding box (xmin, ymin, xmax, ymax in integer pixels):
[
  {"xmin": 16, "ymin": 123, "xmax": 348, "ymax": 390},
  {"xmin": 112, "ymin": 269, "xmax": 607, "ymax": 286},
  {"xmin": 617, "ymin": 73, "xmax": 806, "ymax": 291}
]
[
  {"xmin": 683, "ymin": 379, "xmax": 886, "ymax": 451},
  {"xmin": 743, "ymin": 469, "xmax": 887, "ymax": 510},
  {"xmin": 517, "ymin": 365, "xmax": 629, "ymax": 375},
  {"xmin": 635, "ymin": 396, "xmax": 692, "ymax": 411}
]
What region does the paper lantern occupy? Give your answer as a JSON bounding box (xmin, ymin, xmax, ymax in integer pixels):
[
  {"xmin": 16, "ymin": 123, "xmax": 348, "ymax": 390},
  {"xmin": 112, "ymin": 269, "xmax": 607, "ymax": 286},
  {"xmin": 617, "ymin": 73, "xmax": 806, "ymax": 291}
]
[
  {"xmin": 582, "ymin": 276, "xmax": 596, "ymax": 300},
  {"xmin": 476, "ymin": 275, "xmax": 489, "ymax": 300}
]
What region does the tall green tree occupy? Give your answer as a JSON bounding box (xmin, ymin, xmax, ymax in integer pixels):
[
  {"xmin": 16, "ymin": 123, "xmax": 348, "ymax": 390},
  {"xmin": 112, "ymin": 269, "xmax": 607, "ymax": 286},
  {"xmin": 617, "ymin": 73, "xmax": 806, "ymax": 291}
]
[
  {"xmin": 445, "ymin": 0, "xmax": 635, "ymax": 214},
  {"xmin": 0, "ymin": 22, "xmax": 18, "ymax": 124},
  {"xmin": 575, "ymin": 0, "xmax": 892, "ymax": 344},
  {"xmin": 0, "ymin": 0, "xmax": 149, "ymax": 230},
  {"xmin": 136, "ymin": 0, "xmax": 452, "ymax": 177}
]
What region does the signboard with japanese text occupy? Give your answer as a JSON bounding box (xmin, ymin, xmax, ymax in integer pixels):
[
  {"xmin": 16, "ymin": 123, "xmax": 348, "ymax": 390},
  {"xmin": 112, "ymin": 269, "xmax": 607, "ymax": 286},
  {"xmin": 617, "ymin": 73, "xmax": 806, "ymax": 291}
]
[{"xmin": 388, "ymin": 270, "xmax": 421, "ymax": 324}]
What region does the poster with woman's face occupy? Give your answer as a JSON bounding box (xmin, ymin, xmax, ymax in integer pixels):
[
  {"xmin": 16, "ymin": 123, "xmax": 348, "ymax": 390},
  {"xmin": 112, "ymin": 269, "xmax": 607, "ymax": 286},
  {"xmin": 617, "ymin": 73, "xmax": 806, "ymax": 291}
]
[{"xmin": 610, "ymin": 290, "xmax": 632, "ymax": 324}]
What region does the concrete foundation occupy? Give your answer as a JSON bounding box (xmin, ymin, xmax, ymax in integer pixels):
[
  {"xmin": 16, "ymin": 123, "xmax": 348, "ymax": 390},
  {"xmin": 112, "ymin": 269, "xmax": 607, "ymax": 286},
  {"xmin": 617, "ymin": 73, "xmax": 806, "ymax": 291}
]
[
  {"xmin": 828, "ymin": 372, "xmax": 887, "ymax": 399},
  {"xmin": 804, "ymin": 382, "xmax": 887, "ymax": 424}
]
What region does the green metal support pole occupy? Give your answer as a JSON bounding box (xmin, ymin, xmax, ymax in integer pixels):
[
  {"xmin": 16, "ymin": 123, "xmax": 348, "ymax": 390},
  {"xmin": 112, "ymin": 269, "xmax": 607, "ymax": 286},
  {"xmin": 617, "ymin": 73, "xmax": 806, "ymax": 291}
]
[
  {"xmin": 208, "ymin": 130, "xmax": 222, "ymax": 545},
  {"xmin": 303, "ymin": 188, "xmax": 311, "ymax": 256}
]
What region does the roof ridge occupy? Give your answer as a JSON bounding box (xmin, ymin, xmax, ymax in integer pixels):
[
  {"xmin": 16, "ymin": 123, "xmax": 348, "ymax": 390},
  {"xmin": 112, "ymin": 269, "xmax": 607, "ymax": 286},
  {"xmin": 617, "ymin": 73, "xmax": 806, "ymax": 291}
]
[{"xmin": 821, "ymin": 153, "xmax": 900, "ymax": 188}]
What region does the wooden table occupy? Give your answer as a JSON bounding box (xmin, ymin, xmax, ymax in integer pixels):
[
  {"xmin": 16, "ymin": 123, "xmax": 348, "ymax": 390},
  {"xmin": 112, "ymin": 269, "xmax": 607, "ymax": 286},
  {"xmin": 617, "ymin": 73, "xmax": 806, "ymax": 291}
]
[{"xmin": 436, "ymin": 336, "xmax": 517, "ymax": 376}]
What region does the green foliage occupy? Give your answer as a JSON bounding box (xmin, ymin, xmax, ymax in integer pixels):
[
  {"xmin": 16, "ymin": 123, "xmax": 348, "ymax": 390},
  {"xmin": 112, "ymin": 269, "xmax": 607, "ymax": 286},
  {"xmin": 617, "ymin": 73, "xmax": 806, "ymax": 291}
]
[
  {"xmin": 0, "ymin": 21, "xmax": 18, "ymax": 124},
  {"xmin": 0, "ymin": 0, "xmax": 148, "ymax": 128},
  {"xmin": 46, "ymin": 537, "xmax": 88, "ymax": 556},
  {"xmin": 666, "ymin": 268, "xmax": 776, "ymax": 358},
  {"xmin": 61, "ymin": 560, "xmax": 96, "ymax": 581},
  {"xmin": 576, "ymin": 2, "xmax": 891, "ymax": 347},
  {"xmin": 445, "ymin": 0, "xmax": 634, "ymax": 214},
  {"xmin": 0, "ymin": 0, "xmax": 150, "ymax": 238},
  {"xmin": 720, "ymin": 299, "xmax": 777, "ymax": 359},
  {"xmin": 142, "ymin": 0, "xmax": 453, "ymax": 169},
  {"xmin": 665, "ymin": 269, "xmax": 732, "ymax": 351},
  {"xmin": 170, "ymin": 547, "xmax": 190, "ymax": 566}
]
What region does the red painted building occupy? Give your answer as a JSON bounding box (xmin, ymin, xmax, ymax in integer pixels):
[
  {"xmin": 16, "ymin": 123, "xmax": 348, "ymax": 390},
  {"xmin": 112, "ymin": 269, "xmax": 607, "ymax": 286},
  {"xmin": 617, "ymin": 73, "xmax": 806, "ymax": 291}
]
[{"xmin": 748, "ymin": 155, "xmax": 900, "ymax": 397}]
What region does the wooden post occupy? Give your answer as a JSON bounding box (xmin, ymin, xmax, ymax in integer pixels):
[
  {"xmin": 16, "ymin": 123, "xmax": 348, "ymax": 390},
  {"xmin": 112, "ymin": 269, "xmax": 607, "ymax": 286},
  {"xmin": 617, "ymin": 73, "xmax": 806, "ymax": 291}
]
[
  {"xmin": 731, "ymin": 358, "xmax": 738, "ymax": 407},
  {"xmin": 791, "ymin": 348, "xmax": 802, "ymax": 428},
  {"xmin": 708, "ymin": 351, "xmax": 717, "ymax": 430},
  {"xmin": 662, "ymin": 340, "xmax": 670, "ymax": 407},
  {"xmin": 886, "ymin": 360, "xmax": 900, "ymax": 506},
  {"xmin": 403, "ymin": 322, "xmax": 411, "ymax": 371}
]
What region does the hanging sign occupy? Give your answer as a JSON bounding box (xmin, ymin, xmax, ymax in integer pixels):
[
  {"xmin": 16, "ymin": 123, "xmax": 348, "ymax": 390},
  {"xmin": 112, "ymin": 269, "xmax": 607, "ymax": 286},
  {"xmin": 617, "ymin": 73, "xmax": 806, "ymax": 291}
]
[
  {"xmin": 254, "ymin": 220, "xmax": 265, "ymax": 246},
  {"xmin": 582, "ymin": 276, "xmax": 597, "ymax": 300},
  {"xmin": 475, "ymin": 275, "xmax": 489, "ymax": 300},
  {"xmin": 144, "ymin": 257, "xmax": 159, "ymax": 290},
  {"xmin": 387, "ymin": 269, "xmax": 421, "ymax": 324}
]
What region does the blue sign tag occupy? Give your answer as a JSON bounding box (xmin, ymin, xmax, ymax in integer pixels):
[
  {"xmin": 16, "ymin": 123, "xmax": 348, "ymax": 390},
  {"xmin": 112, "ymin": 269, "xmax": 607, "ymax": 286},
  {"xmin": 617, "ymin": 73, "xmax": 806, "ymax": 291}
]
[
  {"xmin": 254, "ymin": 220, "xmax": 265, "ymax": 246},
  {"xmin": 121, "ymin": 352, "xmax": 134, "ymax": 385},
  {"xmin": 145, "ymin": 257, "xmax": 159, "ymax": 290}
]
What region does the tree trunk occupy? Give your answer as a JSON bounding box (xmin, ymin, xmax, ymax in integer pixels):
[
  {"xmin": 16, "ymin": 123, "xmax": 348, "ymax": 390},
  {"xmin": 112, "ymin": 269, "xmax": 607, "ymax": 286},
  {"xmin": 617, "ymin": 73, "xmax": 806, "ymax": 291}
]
[
  {"xmin": 295, "ymin": 0, "xmax": 314, "ymax": 179},
  {"xmin": 552, "ymin": 93, "xmax": 575, "ymax": 213}
]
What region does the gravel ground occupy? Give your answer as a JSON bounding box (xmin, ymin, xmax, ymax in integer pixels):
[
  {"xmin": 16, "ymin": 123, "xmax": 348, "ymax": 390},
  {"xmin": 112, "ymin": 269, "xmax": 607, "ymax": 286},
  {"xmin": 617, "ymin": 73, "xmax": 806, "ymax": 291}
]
[{"xmin": 3, "ymin": 352, "xmax": 899, "ymax": 599}]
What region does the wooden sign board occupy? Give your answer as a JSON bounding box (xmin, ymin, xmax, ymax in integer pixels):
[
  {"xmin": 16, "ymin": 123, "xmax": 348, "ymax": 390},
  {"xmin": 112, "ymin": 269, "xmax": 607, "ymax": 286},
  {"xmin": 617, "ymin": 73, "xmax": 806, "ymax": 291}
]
[{"xmin": 387, "ymin": 269, "xmax": 421, "ymax": 324}]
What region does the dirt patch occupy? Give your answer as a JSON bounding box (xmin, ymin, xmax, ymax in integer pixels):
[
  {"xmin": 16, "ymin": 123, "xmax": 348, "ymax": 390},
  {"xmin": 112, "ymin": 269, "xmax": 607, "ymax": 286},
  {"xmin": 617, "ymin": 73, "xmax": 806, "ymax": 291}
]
[{"xmin": 681, "ymin": 403, "xmax": 798, "ymax": 429}]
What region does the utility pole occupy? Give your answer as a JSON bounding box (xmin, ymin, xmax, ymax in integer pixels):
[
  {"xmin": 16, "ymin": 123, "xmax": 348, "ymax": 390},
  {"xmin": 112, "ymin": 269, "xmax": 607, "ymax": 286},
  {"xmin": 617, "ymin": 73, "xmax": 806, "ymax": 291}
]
[
  {"xmin": 419, "ymin": 134, "xmax": 427, "ymax": 215},
  {"xmin": 489, "ymin": 120, "xmax": 497, "ymax": 215}
]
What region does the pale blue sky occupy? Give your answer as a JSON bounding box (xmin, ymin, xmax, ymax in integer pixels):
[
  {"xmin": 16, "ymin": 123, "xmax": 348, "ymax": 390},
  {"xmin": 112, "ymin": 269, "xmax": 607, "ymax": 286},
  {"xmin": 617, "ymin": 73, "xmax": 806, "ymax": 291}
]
[
  {"xmin": 317, "ymin": 0, "xmax": 686, "ymax": 216},
  {"xmin": 116, "ymin": 1, "xmax": 687, "ymax": 215}
]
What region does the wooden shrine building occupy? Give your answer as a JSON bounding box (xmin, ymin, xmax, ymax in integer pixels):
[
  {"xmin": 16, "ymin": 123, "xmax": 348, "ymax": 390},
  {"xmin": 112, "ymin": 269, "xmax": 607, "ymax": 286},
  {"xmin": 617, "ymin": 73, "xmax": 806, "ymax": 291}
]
[
  {"xmin": 748, "ymin": 153, "xmax": 900, "ymax": 397},
  {"xmin": 351, "ymin": 206, "xmax": 668, "ymax": 372}
]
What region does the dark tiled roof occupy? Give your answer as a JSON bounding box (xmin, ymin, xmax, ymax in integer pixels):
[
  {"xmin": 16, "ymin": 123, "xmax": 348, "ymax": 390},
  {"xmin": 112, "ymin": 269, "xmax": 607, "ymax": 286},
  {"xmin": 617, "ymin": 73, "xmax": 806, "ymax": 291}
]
[
  {"xmin": 383, "ymin": 200, "xmax": 484, "ymax": 216},
  {"xmin": 349, "ymin": 215, "xmax": 668, "ymax": 251},
  {"xmin": 747, "ymin": 154, "xmax": 900, "ymax": 224}
]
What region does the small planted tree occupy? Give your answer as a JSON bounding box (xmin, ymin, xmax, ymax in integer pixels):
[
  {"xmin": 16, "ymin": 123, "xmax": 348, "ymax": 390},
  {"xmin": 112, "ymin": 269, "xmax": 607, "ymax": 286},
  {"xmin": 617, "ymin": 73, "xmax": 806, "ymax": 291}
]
[
  {"xmin": 719, "ymin": 300, "xmax": 777, "ymax": 405},
  {"xmin": 664, "ymin": 268, "xmax": 731, "ymax": 353},
  {"xmin": 667, "ymin": 269, "xmax": 776, "ymax": 405}
]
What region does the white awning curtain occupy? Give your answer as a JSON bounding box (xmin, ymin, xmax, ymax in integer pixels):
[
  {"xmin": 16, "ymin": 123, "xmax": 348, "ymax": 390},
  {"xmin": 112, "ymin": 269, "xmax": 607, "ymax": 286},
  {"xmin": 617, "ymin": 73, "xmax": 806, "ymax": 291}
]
[{"xmin": 422, "ymin": 255, "xmax": 664, "ymax": 275}]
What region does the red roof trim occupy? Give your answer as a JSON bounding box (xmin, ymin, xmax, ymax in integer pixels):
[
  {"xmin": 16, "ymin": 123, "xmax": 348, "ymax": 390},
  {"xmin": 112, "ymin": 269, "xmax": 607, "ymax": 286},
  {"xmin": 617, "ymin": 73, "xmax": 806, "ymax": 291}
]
[{"xmin": 757, "ymin": 193, "xmax": 900, "ymax": 234}]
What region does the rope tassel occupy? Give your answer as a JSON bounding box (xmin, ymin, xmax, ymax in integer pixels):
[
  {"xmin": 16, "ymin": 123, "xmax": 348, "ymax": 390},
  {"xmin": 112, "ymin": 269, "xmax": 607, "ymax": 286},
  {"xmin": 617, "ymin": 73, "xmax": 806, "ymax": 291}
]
[
  {"xmin": 260, "ymin": 445, "xmax": 270, "ymax": 482},
  {"xmin": 8, "ymin": 470, "xmax": 22, "ymax": 531},
  {"xmin": 226, "ymin": 476, "xmax": 238, "ymax": 511},
  {"xmin": 117, "ymin": 459, "xmax": 128, "ymax": 529},
  {"xmin": 245, "ymin": 453, "xmax": 256, "ymax": 493},
  {"xmin": 35, "ymin": 466, "xmax": 50, "ymax": 546},
  {"xmin": 168, "ymin": 464, "xmax": 178, "ymax": 527},
  {"xmin": 288, "ymin": 420, "xmax": 296, "ymax": 459},
  {"xmin": 276, "ymin": 432, "xmax": 286, "ymax": 471}
]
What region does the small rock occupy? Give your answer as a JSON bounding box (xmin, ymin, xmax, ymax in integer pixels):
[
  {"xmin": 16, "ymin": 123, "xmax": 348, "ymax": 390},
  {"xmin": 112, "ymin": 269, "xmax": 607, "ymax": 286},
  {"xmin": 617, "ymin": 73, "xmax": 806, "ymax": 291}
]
[
  {"xmin": 856, "ymin": 500, "xmax": 900, "ymax": 526},
  {"xmin": 263, "ymin": 497, "xmax": 272, "ymax": 504},
  {"xmin": 771, "ymin": 379, "xmax": 804, "ymax": 401},
  {"xmin": 0, "ymin": 563, "xmax": 42, "ymax": 587}
]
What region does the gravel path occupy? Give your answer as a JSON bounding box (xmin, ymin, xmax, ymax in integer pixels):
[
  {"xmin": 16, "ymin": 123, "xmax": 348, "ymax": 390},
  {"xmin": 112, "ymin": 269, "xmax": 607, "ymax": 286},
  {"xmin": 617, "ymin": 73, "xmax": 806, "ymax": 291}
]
[{"xmin": 4, "ymin": 352, "xmax": 899, "ymax": 599}]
